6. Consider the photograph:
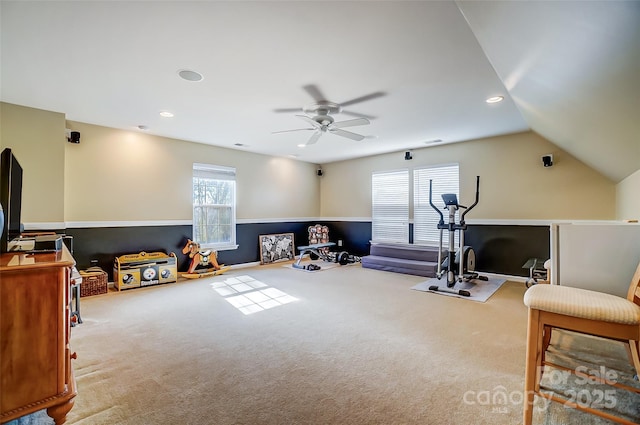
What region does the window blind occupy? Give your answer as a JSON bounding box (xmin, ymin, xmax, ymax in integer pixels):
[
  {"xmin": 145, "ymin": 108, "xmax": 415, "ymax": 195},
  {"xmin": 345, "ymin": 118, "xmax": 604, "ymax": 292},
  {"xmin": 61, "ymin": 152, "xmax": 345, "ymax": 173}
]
[
  {"xmin": 413, "ymin": 164, "xmax": 459, "ymax": 246},
  {"xmin": 371, "ymin": 169, "xmax": 409, "ymax": 243}
]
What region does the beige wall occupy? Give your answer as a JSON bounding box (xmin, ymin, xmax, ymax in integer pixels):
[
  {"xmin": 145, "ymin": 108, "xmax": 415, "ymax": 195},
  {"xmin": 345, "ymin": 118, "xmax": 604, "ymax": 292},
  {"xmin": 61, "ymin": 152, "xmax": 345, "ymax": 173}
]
[
  {"xmin": 320, "ymin": 131, "xmax": 616, "ymax": 220},
  {"xmin": 0, "ymin": 103, "xmax": 66, "ymax": 224},
  {"xmin": 0, "ymin": 102, "xmax": 320, "ymax": 225},
  {"xmin": 64, "ymin": 121, "xmax": 320, "ymax": 222},
  {"xmin": 1, "ymin": 102, "xmax": 621, "ymax": 226},
  {"xmin": 616, "ymin": 169, "xmax": 640, "ymax": 221}
]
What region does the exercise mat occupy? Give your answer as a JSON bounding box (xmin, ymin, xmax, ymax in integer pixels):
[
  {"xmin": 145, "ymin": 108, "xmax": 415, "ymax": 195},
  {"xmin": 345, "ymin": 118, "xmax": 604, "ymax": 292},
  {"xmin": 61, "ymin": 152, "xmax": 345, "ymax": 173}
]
[{"xmin": 411, "ymin": 276, "xmax": 506, "ymax": 302}]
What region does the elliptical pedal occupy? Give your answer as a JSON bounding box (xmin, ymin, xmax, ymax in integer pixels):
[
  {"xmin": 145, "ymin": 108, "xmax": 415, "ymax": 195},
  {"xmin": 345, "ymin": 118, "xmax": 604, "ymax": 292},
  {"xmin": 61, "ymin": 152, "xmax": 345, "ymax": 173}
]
[{"xmin": 429, "ymin": 285, "xmax": 471, "ymax": 297}]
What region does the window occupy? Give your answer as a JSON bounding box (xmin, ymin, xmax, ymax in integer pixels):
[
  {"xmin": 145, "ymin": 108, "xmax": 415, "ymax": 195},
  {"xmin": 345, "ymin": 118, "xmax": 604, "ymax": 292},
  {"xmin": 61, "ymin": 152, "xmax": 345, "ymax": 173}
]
[
  {"xmin": 192, "ymin": 163, "xmax": 236, "ymax": 250},
  {"xmin": 371, "ymin": 169, "xmax": 409, "ymax": 243},
  {"xmin": 413, "ymin": 164, "xmax": 459, "ymax": 246}
]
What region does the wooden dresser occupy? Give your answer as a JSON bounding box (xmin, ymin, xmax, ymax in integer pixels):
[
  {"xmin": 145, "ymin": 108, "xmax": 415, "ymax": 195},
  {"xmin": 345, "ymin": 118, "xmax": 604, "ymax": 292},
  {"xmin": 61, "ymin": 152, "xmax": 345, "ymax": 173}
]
[{"xmin": 0, "ymin": 247, "xmax": 77, "ymax": 424}]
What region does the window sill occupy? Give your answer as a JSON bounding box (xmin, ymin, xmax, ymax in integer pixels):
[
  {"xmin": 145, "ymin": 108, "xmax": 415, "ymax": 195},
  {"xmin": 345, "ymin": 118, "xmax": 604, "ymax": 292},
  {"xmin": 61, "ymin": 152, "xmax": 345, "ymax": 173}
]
[{"xmin": 200, "ymin": 244, "xmax": 239, "ymax": 251}]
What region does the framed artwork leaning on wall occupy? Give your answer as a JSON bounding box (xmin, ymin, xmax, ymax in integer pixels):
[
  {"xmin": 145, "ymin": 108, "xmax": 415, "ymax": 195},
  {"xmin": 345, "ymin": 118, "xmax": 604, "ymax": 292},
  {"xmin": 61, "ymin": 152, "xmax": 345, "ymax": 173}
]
[{"xmin": 259, "ymin": 233, "xmax": 295, "ymax": 264}]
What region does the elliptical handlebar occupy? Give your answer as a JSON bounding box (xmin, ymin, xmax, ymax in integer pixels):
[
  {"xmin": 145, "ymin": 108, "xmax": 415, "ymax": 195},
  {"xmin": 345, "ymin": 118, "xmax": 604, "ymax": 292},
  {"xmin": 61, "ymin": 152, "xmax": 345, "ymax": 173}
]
[
  {"xmin": 428, "ymin": 179, "xmax": 444, "ymax": 225},
  {"xmin": 460, "ymin": 176, "xmax": 480, "ymax": 224}
]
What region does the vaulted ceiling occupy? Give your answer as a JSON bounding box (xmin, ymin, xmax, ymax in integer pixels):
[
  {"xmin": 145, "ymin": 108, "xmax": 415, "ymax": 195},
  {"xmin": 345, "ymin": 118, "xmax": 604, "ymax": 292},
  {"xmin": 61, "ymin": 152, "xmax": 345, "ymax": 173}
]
[{"xmin": 1, "ymin": 1, "xmax": 638, "ymax": 182}]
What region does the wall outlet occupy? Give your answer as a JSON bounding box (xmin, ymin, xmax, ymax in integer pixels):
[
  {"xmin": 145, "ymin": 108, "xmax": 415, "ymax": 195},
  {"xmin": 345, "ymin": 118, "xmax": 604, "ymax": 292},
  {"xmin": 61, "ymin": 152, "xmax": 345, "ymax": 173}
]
[{"xmin": 338, "ymin": 239, "xmax": 343, "ymax": 247}]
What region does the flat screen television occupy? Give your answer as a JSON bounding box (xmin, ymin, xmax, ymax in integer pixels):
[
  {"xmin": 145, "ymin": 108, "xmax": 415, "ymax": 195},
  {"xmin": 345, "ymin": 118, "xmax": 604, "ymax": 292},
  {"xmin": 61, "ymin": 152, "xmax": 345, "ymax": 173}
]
[{"xmin": 0, "ymin": 148, "xmax": 23, "ymax": 253}]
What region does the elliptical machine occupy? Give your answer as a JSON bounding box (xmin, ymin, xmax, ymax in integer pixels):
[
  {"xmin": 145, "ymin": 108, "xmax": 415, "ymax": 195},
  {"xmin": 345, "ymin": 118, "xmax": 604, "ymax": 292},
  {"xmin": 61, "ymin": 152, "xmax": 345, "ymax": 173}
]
[{"xmin": 428, "ymin": 176, "xmax": 487, "ymax": 297}]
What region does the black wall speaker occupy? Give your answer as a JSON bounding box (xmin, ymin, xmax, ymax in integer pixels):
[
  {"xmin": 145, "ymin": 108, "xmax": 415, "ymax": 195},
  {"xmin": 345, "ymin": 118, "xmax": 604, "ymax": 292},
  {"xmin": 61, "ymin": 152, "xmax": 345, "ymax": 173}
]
[{"xmin": 68, "ymin": 131, "xmax": 81, "ymax": 144}]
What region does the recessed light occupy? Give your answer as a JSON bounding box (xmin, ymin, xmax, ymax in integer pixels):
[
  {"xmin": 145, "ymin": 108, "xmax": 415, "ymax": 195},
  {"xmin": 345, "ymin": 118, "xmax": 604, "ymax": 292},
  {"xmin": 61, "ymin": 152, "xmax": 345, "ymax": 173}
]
[
  {"xmin": 234, "ymin": 143, "xmax": 247, "ymax": 147},
  {"xmin": 297, "ymin": 143, "xmax": 306, "ymax": 148},
  {"xmin": 486, "ymin": 96, "xmax": 504, "ymax": 104},
  {"xmin": 137, "ymin": 125, "xmax": 149, "ymax": 131},
  {"xmin": 424, "ymin": 139, "xmax": 443, "ymax": 145},
  {"xmin": 159, "ymin": 111, "xmax": 174, "ymax": 118},
  {"xmin": 178, "ymin": 69, "xmax": 204, "ymax": 82}
]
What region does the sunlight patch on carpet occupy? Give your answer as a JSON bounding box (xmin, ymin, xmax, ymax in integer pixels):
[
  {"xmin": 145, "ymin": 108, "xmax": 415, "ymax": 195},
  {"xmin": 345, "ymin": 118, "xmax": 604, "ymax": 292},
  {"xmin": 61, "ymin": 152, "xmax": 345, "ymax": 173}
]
[{"xmin": 211, "ymin": 275, "xmax": 298, "ymax": 315}]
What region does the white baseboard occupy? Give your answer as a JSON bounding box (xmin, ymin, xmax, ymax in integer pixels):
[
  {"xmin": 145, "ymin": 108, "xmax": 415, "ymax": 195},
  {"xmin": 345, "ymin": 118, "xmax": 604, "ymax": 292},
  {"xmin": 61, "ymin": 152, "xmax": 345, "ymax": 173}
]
[{"xmin": 229, "ymin": 261, "xmax": 261, "ymax": 269}]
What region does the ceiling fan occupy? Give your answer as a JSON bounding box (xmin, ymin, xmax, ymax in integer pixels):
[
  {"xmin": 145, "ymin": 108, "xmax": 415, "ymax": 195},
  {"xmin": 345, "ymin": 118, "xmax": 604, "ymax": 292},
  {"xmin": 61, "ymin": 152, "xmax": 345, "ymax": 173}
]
[
  {"xmin": 273, "ymin": 84, "xmax": 385, "ymax": 146},
  {"xmin": 273, "ymin": 113, "xmax": 370, "ymax": 146}
]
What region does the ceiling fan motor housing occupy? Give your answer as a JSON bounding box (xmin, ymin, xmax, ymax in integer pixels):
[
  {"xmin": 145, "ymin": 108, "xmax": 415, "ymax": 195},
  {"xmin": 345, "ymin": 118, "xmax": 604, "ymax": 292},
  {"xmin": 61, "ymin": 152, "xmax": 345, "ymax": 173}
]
[{"xmin": 303, "ymin": 101, "xmax": 342, "ymax": 116}]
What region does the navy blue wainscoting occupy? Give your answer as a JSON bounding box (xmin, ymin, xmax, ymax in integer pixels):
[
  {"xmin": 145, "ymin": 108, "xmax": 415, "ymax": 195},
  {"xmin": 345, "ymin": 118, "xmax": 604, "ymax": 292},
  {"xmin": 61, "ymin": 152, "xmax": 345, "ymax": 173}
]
[
  {"xmin": 64, "ymin": 225, "xmax": 194, "ymax": 278},
  {"xmin": 56, "ymin": 221, "xmax": 372, "ymax": 279},
  {"xmin": 31, "ymin": 222, "xmax": 547, "ymax": 280},
  {"xmin": 465, "ymin": 225, "xmax": 550, "ymax": 277}
]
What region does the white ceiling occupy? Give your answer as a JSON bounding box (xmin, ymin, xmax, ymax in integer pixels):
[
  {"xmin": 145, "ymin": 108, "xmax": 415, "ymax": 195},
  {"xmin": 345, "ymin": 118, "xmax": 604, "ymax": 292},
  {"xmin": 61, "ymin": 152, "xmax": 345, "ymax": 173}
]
[{"xmin": 1, "ymin": 1, "xmax": 638, "ymax": 182}]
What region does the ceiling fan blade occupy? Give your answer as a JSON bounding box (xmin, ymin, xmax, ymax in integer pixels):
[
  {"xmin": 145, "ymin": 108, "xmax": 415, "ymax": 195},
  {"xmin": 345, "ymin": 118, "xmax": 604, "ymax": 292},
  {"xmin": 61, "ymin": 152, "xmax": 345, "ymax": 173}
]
[
  {"xmin": 303, "ymin": 84, "xmax": 327, "ymax": 102},
  {"xmin": 341, "ymin": 109, "xmax": 377, "ymax": 120},
  {"xmin": 272, "ymin": 128, "xmax": 315, "ymax": 134},
  {"xmin": 339, "ymin": 91, "xmax": 386, "ymax": 107},
  {"xmin": 331, "ymin": 118, "xmax": 370, "ymax": 129},
  {"xmin": 274, "ymin": 107, "xmax": 302, "ymax": 113},
  {"xmin": 306, "ymin": 131, "xmax": 322, "ymax": 145},
  {"xmin": 330, "ymin": 128, "xmax": 365, "ymax": 141},
  {"xmin": 295, "ymin": 114, "xmax": 321, "ymax": 128}
]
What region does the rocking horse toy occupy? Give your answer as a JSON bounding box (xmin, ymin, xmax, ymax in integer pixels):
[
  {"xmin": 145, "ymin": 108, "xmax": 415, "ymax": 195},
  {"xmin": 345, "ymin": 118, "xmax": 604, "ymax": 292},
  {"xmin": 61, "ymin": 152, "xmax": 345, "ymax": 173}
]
[{"xmin": 181, "ymin": 239, "xmax": 231, "ymax": 278}]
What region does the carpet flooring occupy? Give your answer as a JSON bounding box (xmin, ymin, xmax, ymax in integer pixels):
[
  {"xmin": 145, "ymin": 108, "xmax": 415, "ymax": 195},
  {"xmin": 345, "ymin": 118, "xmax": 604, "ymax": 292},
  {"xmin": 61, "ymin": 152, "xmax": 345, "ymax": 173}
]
[{"xmin": 12, "ymin": 263, "xmax": 638, "ymax": 425}]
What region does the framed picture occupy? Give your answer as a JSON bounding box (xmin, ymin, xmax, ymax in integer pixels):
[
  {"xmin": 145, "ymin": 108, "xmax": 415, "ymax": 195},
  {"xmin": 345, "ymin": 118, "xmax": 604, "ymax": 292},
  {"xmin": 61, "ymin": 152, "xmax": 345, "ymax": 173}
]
[{"xmin": 259, "ymin": 233, "xmax": 295, "ymax": 264}]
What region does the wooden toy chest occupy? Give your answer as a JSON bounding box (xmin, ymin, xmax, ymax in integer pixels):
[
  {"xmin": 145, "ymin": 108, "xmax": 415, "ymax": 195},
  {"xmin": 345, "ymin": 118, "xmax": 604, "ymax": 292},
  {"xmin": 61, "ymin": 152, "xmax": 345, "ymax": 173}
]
[{"xmin": 113, "ymin": 251, "xmax": 178, "ymax": 291}]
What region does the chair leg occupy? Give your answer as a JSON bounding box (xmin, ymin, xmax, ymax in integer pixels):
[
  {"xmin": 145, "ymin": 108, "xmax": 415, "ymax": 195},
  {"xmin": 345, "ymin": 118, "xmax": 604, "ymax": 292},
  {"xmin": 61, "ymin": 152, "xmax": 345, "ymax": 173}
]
[
  {"xmin": 524, "ymin": 309, "xmax": 542, "ymax": 425},
  {"xmin": 628, "ymin": 339, "xmax": 640, "ymax": 378}
]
